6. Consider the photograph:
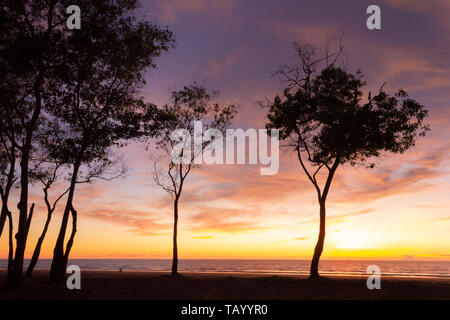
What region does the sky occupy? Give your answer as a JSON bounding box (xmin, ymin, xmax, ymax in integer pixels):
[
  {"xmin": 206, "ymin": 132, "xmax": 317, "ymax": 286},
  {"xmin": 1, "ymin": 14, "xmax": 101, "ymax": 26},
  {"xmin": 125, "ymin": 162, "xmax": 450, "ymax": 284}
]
[{"xmin": 1, "ymin": 0, "xmax": 450, "ymax": 261}]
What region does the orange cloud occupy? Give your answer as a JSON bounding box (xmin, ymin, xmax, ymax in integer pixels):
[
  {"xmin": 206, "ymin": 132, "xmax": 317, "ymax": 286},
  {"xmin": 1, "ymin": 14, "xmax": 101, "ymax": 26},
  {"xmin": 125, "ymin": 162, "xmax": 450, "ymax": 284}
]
[
  {"xmin": 186, "ymin": 207, "xmax": 276, "ymax": 234},
  {"xmin": 84, "ymin": 207, "xmax": 171, "ymax": 236}
]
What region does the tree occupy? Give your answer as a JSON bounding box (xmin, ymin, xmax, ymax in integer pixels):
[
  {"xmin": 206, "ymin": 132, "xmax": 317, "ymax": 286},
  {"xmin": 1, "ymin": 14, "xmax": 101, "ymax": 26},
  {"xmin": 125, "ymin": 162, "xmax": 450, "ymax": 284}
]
[
  {"xmin": 0, "ymin": 128, "xmax": 17, "ymax": 240},
  {"xmin": 266, "ymin": 41, "xmax": 429, "ymax": 279},
  {"xmin": 0, "ymin": 128, "xmax": 18, "ymax": 277},
  {"xmin": 25, "ymin": 160, "xmax": 69, "ymax": 277},
  {"xmin": 45, "ymin": 0, "xmax": 174, "ymax": 282},
  {"xmin": 0, "ymin": 0, "xmax": 68, "ymax": 287},
  {"xmin": 152, "ymin": 84, "xmax": 237, "ymax": 276},
  {"xmin": 0, "ymin": 0, "xmax": 174, "ymax": 286}
]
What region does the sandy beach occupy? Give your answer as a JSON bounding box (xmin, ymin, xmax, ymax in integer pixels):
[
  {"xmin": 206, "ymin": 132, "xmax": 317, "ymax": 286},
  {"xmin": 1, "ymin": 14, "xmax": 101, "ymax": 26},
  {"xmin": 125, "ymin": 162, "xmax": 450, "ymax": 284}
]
[{"xmin": 0, "ymin": 270, "xmax": 449, "ymax": 300}]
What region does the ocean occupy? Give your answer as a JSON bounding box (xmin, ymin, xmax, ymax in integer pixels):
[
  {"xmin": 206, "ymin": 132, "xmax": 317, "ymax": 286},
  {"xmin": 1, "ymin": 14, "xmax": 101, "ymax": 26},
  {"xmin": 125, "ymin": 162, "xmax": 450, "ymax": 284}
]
[{"xmin": 1, "ymin": 259, "xmax": 449, "ymax": 279}]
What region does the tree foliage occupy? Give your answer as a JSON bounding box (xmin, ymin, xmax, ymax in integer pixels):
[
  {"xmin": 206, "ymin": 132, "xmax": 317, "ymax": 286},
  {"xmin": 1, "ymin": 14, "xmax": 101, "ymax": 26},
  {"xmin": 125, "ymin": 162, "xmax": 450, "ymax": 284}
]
[
  {"xmin": 267, "ymin": 67, "xmax": 429, "ymax": 168},
  {"xmin": 266, "ymin": 39, "xmax": 429, "ymax": 278},
  {"xmin": 0, "ymin": 0, "xmax": 175, "ymax": 285},
  {"xmin": 152, "ymin": 83, "xmax": 237, "ymax": 275},
  {"xmin": 45, "ymin": 0, "xmax": 174, "ymax": 282}
]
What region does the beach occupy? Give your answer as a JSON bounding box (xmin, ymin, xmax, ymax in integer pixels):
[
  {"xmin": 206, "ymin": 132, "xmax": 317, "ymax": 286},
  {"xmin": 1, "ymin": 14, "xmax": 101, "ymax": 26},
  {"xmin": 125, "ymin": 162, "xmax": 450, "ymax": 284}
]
[{"xmin": 0, "ymin": 270, "xmax": 449, "ymax": 300}]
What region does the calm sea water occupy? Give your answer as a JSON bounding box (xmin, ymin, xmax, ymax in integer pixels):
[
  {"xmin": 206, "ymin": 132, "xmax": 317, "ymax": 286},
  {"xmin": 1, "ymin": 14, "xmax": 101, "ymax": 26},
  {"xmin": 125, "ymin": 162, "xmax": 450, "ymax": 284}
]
[{"xmin": 1, "ymin": 259, "xmax": 449, "ymax": 278}]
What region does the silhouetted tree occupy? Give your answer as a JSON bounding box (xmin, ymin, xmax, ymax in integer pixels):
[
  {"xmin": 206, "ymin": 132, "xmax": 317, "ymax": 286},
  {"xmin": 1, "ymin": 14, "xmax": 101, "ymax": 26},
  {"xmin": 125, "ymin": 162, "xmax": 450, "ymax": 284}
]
[
  {"xmin": 0, "ymin": 0, "xmax": 173, "ymax": 286},
  {"xmin": 0, "ymin": 129, "xmax": 17, "ymax": 276},
  {"xmin": 45, "ymin": 0, "xmax": 174, "ymax": 282},
  {"xmin": 0, "ymin": 0, "xmax": 69, "ymax": 287},
  {"xmin": 0, "ymin": 130, "xmax": 17, "ymax": 240},
  {"xmin": 266, "ymin": 41, "xmax": 429, "ymax": 279},
  {"xmin": 152, "ymin": 84, "xmax": 237, "ymax": 276},
  {"xmin": 25, "ymin": 160, "xmax": 69, "ymax": 277}
]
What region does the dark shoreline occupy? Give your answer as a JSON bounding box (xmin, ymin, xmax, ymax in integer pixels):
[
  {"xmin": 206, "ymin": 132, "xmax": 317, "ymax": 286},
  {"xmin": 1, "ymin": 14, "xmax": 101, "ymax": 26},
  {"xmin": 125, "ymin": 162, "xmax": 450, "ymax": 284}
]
[{"xmin": 0, "ymin": 270, "xmax": 449, "ymax": 300}]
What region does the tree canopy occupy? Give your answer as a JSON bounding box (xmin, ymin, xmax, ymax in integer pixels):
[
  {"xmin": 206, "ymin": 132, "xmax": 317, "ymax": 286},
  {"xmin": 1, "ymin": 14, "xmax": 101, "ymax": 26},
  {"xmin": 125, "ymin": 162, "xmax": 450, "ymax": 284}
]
[
  {"xmin": 267, "ymin": 67, "xmax": 429, "ymax": 169},
  {"xmin": 266, "ymin": 40, "xmax": 429, "ymax": 278},
  {"xmin": 152, "ymin": 83, "xmax": 237, "ymax": 275}
]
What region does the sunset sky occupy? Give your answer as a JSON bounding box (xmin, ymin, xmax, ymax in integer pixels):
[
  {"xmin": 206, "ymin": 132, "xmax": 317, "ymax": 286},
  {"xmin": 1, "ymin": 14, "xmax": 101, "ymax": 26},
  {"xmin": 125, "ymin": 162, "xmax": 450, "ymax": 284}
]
[{"xmin": 1, "ymin": 0, "xmax": 449, "ymax": 261}]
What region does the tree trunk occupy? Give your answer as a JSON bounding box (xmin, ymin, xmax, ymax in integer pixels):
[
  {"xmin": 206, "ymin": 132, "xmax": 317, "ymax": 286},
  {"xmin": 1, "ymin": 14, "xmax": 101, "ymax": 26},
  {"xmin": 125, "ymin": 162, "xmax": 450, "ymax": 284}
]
[
  {"xmin": 63, "ymin": 206, "xmax": 77, "ymax": 264},
  {"xmin": 0, "ymin": 143, "xmax": 15, "ymax": 240},
  {"xmin": 2, "ymin": 145, "xmax": 15, "ymax": 287},
  {"xmin": 310, "ymin": 200, "xmax": 326, "ymax": 279},
  {"xmin": 7, "ymin": 210, "xmax": 14, "ymax": 278},
  {"xmin": 50, "ymin": 205, "xmax": 72, "ymax": 282},
  {"xmin": 0, "ymin": 204, "xmax": 8, "ymax": 239},
  {"xmin": 7, "ymin": 35, "xmax": 44, "ymax": 288},
  {"xmin": 171, "ymin": 198, "xmax": 179, "ymax": 276},
  {"xmin": 50, "ymin": 163, "xmax": 80, "ymax": 282},
  {"xmin": 26, "ymin": 210, "xmax": 53, "ymax": 277},
  {"xmin": 9, "ymin": 144, "xmax": 31, "ymax": 288}
]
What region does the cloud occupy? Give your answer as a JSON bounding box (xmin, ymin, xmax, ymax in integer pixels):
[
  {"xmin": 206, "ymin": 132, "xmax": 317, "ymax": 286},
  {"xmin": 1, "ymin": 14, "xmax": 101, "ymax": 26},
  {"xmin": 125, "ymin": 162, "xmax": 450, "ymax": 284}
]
[
  {"xmin": 259, "ymin": 20, "xmax": 338, "ymax": 46},
  {"xmin": 186, "ymin": 207, "xmax": 277, "ymax": 234},
  {"xmin": 178, "ymin": 164, "xmax": 306, "ymax": 206},
  {"xmin": 84, "ymin": 207, "xmax": 171, "ymax": 236},
  {"xmin": 334, "ymin": 143, "xmax": 450, "ymax": 204},
  {"xmin": 181, "ymin": 138, "xmax": 450, "ymax": 210},
  {"xmin": 430, "ymin": 216, "xmax": 450, "ymax": 222},
  {"xmin": 383, "ymin": 0, "xmax": 450, "ymax": 30},
  {"xmin": 373, "ymin": 46, "xmax": 450, "ymax": 91},
  {"xmin": 190, "ymin": 235, "xmax": 213, "ymax": 239},
  {"xmin": 427, "ymin": 253, "xmax": 450, "ymax": 257},
  {"xmin": 294, "ymin": 236, "xmax": 311, "ymax": 241},
  {"xmin": 154, "ymin": 0, "xmax": 235, "ymax": 23},
  {"xmin": 297, "ymin": 209, "xmax": 375, "ymax": 225},
  {"xmin": 205, "ymin": 48, "xmax": 246, "ymax": 76}
]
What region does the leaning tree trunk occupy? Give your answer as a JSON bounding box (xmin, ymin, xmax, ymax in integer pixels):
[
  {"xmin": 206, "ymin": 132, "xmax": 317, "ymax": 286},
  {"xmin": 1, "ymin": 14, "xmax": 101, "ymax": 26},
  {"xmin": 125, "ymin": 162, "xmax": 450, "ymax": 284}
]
[
  {"xmin": 50, "ymin": 203, "xmax": 72, "ymax": 282},
  {"xmin": 0, "ymin": 143, "xmax": 15, "ymax": 240},
  {"xmin": 50, "ymin": 201, "xmax": 75, "ymax": 282},
  {"xmin": 310, "ymin": 200, "xmax": 326, "ymax": 279},
  {"xmin": 171, "ymin": 198, "xmax": 179, "ymax": 276},
  {"xmin": 0, "ymin": 206, "xmax": 7, "ymax": 239},
  {"xmin": 9, "ymin": 71, "xmax": 43, "ymax": 288},
  {"xmin": 9, "ymin": 148, "xmax": 31, "ymax": 287},
  {"xmin": 26, "ymin": 209, "xmax": 53, "ymax": 277},
  {"xmin": 50, "ymin": 163, "xmax": 80, "ymax": 282},
  {"xmin": 63, "ymin": 206, "xmax": 78, "ymax": 269},
  {"xmin": 308, "ymin": 157, "xmax": 339, "ymax": 279},
  {"xmin": 7, "ymin": 210, "xmax": 14, "ymax": 277}
]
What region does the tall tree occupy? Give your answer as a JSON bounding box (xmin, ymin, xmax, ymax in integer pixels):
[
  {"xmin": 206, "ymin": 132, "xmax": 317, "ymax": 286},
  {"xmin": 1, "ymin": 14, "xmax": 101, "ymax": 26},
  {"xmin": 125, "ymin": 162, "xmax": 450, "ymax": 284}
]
[
  {"xmin": 0, "ymin": 128, "xmax": 17, "ymax": 240},
  {"xmin": 152, "ymin": 84, "xmax": 237, "ymax": 276},
  {"xmin": 0, "ymin": 127, "xmax": 18, "ymax": 276},
  {"xmin": 0, "ymin": 0, "xmax": 173, "ymax": 286},
  {"xmin": 25, "ymin": 160, "xmax": 69, "ymax": 277},
  {"xmin": 266, "ymin": 41, "xmax": 429, "ymax": 279},
  {"xmin": 0, "ymin": 0, "xmax": 68, "ymax": 287},
  {"xmin": 45, "ymin": 0, "xmax": 174, "ymax": 282}
]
